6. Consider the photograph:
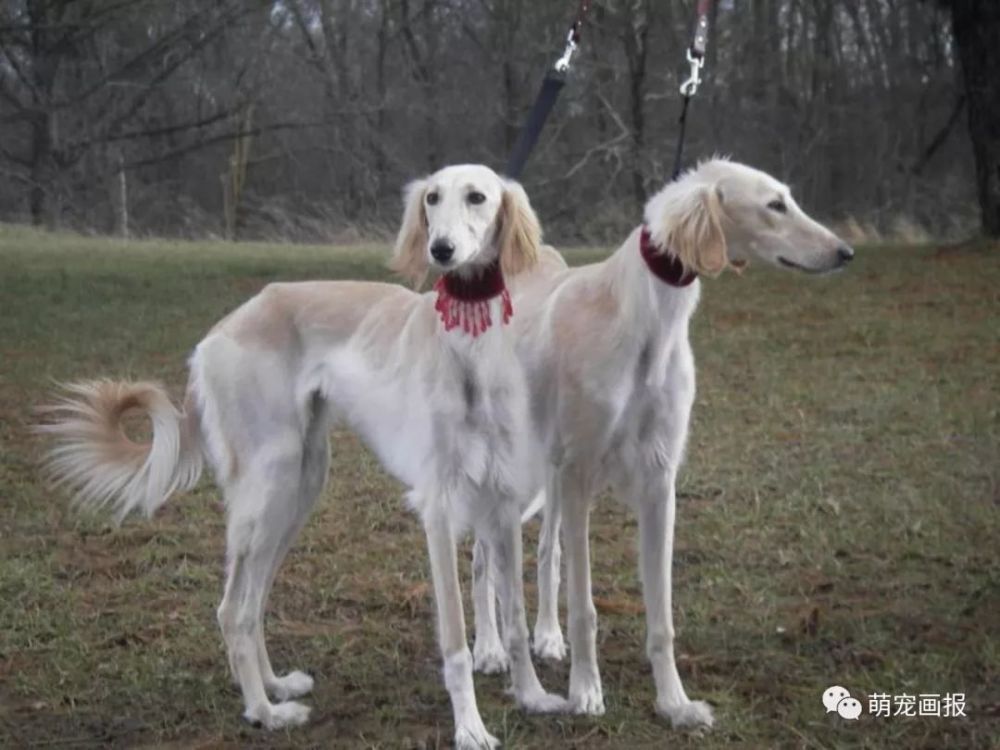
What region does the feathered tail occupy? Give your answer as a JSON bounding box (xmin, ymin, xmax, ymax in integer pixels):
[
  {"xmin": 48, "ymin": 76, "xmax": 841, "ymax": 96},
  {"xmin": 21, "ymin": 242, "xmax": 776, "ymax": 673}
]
[{"xmin": 37, "ymin": 380, "xmax": 203, "ymax": 523}]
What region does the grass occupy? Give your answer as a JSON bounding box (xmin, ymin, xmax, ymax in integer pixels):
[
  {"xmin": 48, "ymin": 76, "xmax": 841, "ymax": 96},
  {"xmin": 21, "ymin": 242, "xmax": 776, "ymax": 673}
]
[{"xmin": 1, "ymin": 225, "xmax": 997, "ymax": 749}]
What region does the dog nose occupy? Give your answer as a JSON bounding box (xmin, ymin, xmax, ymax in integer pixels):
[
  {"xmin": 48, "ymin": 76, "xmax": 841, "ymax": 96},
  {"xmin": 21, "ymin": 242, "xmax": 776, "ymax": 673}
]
[
  {"xmin": 431, "ymin": 239, "xmax": 455, "ymax": 264},
  {"xmin": 836, "ymin": 244, "xmax": 854, "ymax": 263}
]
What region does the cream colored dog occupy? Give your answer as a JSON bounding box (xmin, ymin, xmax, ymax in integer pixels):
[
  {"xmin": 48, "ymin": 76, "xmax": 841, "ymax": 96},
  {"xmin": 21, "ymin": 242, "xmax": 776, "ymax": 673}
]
[
  {"xmin": 471, "ymin": 158, "xmax": 853, "ymax": 727},
  {"xmin": 40, "ymin": 164, "xmax": 568, "ymax": 750}
]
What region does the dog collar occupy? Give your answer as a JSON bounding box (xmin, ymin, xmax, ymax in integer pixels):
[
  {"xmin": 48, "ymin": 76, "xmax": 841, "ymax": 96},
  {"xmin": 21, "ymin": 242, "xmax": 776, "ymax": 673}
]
[
  {"xmin": 640, "ymin": 226, "xmax": 698, "ymax": 287},
  {"xmin": 434, "ymin": 260, "xmax": 513, "ymax": 337}
]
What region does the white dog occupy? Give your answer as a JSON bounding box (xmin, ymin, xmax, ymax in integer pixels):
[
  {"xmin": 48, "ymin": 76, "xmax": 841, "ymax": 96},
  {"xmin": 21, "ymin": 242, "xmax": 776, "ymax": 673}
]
[
  {"xmin": 471, "ymin": 158, "xmax": 853, "ymax": 726},
  {"xmin": 40, "ymin": 164, "xmax": 567, "ymax": 750}
]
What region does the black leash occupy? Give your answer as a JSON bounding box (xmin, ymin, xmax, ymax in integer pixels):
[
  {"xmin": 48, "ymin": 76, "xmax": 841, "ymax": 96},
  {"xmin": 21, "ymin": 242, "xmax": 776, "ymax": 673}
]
[
  {"xmin": 671, "ymin": 0, "xmax": 712, "ymax": 180},
  {"xmin": 505, "ymin": 0, "xmax": 592, "ymax": 180}
]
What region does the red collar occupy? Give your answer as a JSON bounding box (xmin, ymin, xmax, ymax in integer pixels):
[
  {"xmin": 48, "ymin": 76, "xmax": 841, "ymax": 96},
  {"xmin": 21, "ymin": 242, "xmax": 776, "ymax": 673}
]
[
  {"xmin": 640, "ymin": 226, "xmax": 698, "ymax": 287},
  {"xmin": 434, "ymin": 260, "xmax": 513, "ymax": 337}
]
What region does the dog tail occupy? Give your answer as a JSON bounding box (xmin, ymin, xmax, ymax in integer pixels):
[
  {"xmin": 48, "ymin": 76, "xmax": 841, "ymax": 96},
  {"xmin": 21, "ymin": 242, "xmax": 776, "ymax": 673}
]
[{"xmin": 37, "ymin": 380, "xmax": 203, "ymax": 523}]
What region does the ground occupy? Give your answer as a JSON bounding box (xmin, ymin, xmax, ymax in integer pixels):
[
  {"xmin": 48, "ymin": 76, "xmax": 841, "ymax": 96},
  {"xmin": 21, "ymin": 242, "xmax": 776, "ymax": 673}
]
[{"xmin": 0, "ymin": 226, "xmax": 997, "ymax": 749}]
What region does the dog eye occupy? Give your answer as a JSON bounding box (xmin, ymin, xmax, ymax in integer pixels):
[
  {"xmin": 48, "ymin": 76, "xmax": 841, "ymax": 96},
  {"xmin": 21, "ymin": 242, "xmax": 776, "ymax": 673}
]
[
  {"xmin": 767, "ymin": 199, "xmax": 787, "ymax": 213},
  {"xmin": 467, "ymin": 191, "xmax": 486, "ymax": 205},
  {"xmin": 426, "ymin": 192, "xmax": 439, "ymax": 206}
]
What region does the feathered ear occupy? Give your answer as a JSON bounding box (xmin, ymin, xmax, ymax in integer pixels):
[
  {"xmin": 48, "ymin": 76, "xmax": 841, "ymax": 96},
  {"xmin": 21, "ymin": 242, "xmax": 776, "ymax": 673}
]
[
  {"xmin": 667, "ymin": 185, "xmax": 729, "ymax": 277},
  {"xmin": 389, "ymin": 178, "xmax": 429, "ymax": 287},
  {"xmin": 497, "ymin": 180, "xmax": 541, "ymax": 278}
]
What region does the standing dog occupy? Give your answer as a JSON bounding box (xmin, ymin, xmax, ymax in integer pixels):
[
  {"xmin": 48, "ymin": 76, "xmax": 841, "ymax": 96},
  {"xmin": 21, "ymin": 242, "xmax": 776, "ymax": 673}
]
[
  {"xmin": 40, "ymin": 164, "xmax": 567, "ymax": 749},
  {"xmin": 471, "ymin": 158, "xmax": 853, "ymax": 726}
]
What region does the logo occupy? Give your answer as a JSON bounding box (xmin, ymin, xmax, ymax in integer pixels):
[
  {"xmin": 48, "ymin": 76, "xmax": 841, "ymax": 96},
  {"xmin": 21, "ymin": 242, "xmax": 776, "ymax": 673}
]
[
  {"xmin": 823, "ymin": 686, "xmax": 967, "ymax": 720},
  {"xmin": 823, "ymin": 685, "xmax": 862, "ymax": 720}
]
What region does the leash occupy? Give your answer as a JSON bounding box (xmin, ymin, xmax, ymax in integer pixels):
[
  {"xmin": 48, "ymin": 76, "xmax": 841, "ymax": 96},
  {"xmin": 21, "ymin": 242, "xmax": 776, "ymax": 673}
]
[
  {"xmin": 671, "ymin": 0, "xmax": 712, "ymax": 180},
  {"xmin": 505, "ymin": 0, "xmax": 592, "ymax": 180}
]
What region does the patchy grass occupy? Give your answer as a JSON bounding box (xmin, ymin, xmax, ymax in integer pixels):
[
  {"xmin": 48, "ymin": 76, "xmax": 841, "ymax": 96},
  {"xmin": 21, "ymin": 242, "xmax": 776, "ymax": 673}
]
[{"xmin": 1, "ymin": 225, "xmax": 997, "ymax": 749}]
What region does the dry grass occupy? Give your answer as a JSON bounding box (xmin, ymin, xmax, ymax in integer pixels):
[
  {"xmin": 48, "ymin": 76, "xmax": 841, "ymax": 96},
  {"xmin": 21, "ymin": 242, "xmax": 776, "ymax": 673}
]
[{"xmin": 1, "ymin": 226, "xmax": 997, "ymax": 749}]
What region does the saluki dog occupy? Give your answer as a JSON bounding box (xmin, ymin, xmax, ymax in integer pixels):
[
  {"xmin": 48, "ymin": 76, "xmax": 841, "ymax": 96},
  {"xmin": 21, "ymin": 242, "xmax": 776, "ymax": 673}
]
[
  {"xmin": 471, "ymin": 158, "xmax": 853, "ymax": 727},
  {"xmin": 40, "ymin": 164, "xmax": 567, "ymax": 750}
]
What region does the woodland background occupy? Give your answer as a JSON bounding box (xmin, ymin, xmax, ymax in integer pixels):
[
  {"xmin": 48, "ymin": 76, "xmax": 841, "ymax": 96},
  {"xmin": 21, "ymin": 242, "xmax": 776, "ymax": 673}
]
[{"xmin": 0, "ymin": 0, "xmax": 992, "ymax": 243}]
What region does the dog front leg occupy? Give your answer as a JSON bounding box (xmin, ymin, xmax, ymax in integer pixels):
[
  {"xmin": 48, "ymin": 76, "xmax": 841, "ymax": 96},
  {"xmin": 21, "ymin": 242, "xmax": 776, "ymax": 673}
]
[
  {"xmin": 636, "ymin": 474, "xmax": 714, "ymax": 729},
  {"xmin": 423, "ymin": 508, "xmax": 498, "ymax": 750}
]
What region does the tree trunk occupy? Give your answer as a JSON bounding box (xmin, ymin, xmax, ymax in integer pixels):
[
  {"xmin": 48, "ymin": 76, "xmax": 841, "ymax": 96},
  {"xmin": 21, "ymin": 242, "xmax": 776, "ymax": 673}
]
[
  {"xmin": 115, "ymin": 150, "xmax": 129, "ymax": 238},
  {"xmin": 374, "ymin": 2, "xmax": 390, "ymax": 198},
  {"xmin": 29, "ymin": 112, "xmax": 52, "ymax": 227},
  {"xmin": 948, "ymin": 0, "xmax": 1000, "ymax": 237},
  {"xmin": 26, "ymin": 0, "xmax": 57, "ymax": 227},
  {"xmin": 623, "ymin": 2, "xmax": 650, "ymax": 206}
]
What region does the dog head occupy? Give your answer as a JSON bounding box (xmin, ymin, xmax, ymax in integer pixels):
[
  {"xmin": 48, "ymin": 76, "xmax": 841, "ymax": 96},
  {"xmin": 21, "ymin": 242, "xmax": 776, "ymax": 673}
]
[
  {"xmin": 644, "ymin": 158, "xmax": 853, "ymax": 277},
  {"xmin": 391, "ymin": 164, "xmax": 541, "ymax": 285}
]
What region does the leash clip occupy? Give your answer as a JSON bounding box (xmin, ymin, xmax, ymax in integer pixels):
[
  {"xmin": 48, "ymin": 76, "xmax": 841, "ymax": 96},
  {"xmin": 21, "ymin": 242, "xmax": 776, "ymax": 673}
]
[
  {"xmin": 554, "ymin": 28, "xmax": 578, "ymax": 73},
  {"xmin": 679, "ymin": 48, "xmax": 705, "ymax": 97}
]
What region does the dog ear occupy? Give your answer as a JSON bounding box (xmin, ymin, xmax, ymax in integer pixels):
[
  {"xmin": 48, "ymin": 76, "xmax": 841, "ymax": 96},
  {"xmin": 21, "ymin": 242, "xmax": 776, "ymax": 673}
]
[
  {"xmin": 668, "ymin": 185, "xmax": 729, "ymax": 277},
  {"xmin": 497, "ymin": 180, "xmax": 541, "ymax": 278},
  {"xmin": 389, "ymin": 178, "xmax": 429, "ymax": 287}
]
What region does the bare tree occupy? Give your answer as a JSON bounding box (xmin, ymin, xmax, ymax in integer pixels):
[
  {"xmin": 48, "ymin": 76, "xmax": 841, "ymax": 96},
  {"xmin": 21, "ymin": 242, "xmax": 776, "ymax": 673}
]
[
  {"xmin": 939, "ymin": 0, "xmax": 1000, "ymax": 237},
  {"xmin": 0, "ymin": 0, "xmax": 983, "ymax": 242},
  {"xmin": 0, "ymin": 1, "xmax": 269, "ymax": 228}
]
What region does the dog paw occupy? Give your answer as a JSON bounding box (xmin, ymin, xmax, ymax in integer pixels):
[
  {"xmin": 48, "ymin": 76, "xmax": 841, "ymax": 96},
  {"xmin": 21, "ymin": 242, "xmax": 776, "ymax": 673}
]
[
  {"xmin": 656, "ymin": 698, "xmax": 715, "ymax": 730},
  {"xmin": 454, "ymin": 722, "xmax": 500, "ymax": 750},
  {"xmin": 268, "ymin": 670, "xmax": 314, "ymax": 701},
  {"xmin": 473, "ymin": 642, "xmax": 510, "ymax": 675},
  {"xmin": 244, "ymin": 700, "xmax": 311, "ymax": 730},
  {"xmin": 518, "ymin": 688, "xmax": 570, "ymax": 714},
  {"xmin": 569, "ymin": 682, "xmax": 605, "ymax": 716},
  {"xmin": 532, "ymin": 629, "xmax": 567, "ymax": 661}
]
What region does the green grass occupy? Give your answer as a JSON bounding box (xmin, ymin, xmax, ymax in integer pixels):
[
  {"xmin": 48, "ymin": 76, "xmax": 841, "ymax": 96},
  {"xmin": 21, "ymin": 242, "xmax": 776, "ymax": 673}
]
[{"xmin": 1, "ymin": 225, "xmax": 997, "ymax": 749}]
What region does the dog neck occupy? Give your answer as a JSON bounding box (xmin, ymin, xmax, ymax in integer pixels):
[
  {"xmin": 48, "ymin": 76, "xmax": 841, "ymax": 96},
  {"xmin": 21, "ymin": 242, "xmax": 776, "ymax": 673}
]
[
  {"xmin": 434, "ymin": 260, "xmax": 512, "ymax": 337},
  {"xmin": 639, "ymin": 226, "xmax": 698, "ymax": 288},
  {"xmin": 602, "ymin": 227, "xmax": 701, "ymax": 348}
]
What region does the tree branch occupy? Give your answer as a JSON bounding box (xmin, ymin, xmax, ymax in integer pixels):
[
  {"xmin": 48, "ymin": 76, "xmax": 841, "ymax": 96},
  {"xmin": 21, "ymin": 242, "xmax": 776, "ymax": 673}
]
[
  {"xmin": 912, "ymin": 95, "xmax": 966, "ymax": 175},
  {"xmin": 124, "ymin": 120, "xmax": 333, "ymax": 169}
]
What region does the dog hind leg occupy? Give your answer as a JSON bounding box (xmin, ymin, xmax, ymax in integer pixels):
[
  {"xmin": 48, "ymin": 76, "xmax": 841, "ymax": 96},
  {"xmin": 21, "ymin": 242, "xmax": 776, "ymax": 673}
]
[
  {"xmin": 255, "ymin": 419, "xmax": 330, "ymax": 702},
  {"xmin": 216, "ymin": 434, "xmax": 312, "ymax": 730},
  {"xmin": 533, "ymin": 475, "xmax": 566, "ymax": 661},
  {"xmin": 487, "ymin": 507, "xmax": 568, "ymax": 714},
  {"xmin": 471, "ymin": 537, "xmax": 509, "ymax": 674}
]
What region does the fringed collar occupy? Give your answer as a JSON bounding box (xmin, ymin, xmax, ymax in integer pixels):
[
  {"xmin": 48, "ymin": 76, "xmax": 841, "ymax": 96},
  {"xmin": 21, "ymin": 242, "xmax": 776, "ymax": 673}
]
[
  {"xmin": 433, "ymin": 260, "xmax": 513, "ymax": 337},
  {"xmin": 640, "ymin": 226, "xmax": 698, "ymax": 287}
]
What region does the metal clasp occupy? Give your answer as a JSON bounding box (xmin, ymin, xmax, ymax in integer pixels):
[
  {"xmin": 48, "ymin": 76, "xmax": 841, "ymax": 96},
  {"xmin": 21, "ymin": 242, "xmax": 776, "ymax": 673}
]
[
  {"xmin": 679, "ymin": 47, "xmax": 705, "ymax": 97},
  {"xmin": 554, "ymin": 29, "xmax": 578, "ymax": 73}
]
